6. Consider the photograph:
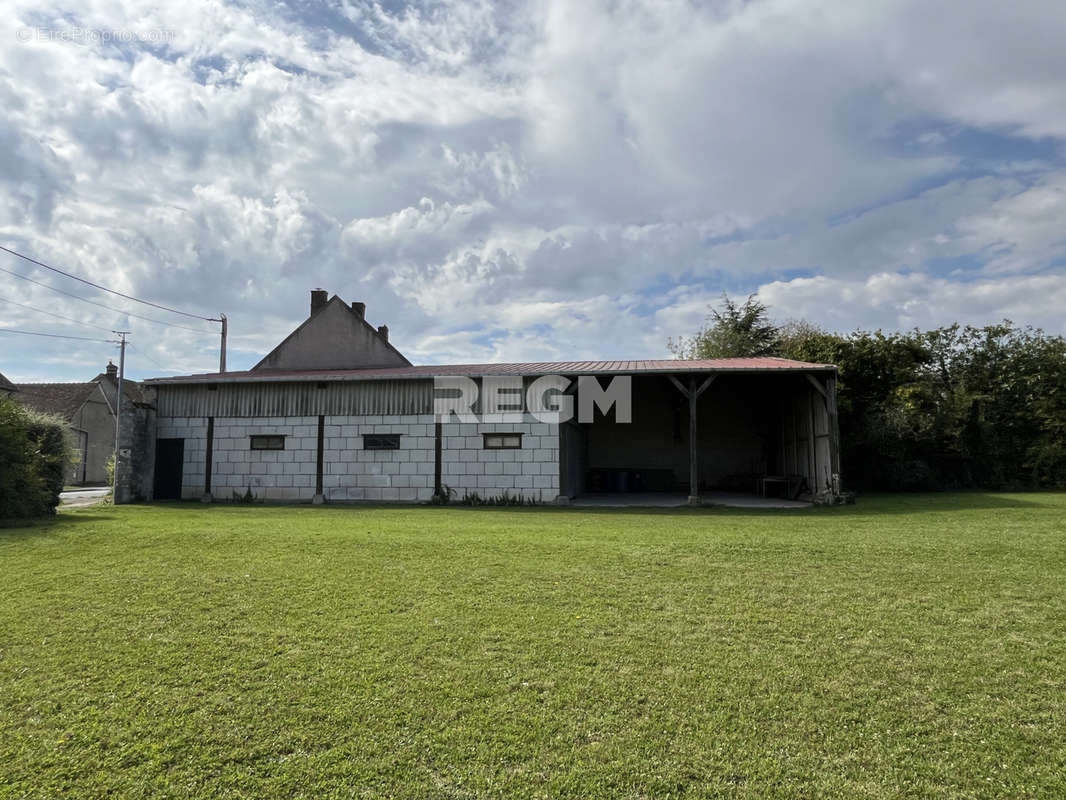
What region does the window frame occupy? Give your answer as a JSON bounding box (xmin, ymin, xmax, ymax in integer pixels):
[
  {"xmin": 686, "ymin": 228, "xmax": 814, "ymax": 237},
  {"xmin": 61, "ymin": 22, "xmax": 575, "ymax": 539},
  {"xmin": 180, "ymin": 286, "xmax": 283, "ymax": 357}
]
[
  {"xmin": 483, "ymin": 432, "xmax": 523, "ymax": 450},
  {"xmin": 249, "ymin": 434, "xmax": 285, "ymax": 451},
  {"xmin": 363, "ymin": 434, "xmax": 402, "ymax": 451}
]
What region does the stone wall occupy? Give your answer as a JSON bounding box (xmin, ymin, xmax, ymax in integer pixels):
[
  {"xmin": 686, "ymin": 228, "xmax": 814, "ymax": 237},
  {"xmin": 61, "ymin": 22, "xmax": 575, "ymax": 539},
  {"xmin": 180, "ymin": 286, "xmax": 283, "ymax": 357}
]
[{"xmin": 114, "ymin": 402, "xmax": 157, "ymax": 503}]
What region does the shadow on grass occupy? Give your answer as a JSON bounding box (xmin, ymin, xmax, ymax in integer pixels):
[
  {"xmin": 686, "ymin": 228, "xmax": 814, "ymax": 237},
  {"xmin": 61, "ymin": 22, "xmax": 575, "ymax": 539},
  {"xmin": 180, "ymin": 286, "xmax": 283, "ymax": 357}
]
[
  {"xmin": 133, "ymin": 491, "xmax": 1052, "ymax": 519},
  {"xmin": 0, "ymin": 510, "xmax": 116, "ymax": 539}
]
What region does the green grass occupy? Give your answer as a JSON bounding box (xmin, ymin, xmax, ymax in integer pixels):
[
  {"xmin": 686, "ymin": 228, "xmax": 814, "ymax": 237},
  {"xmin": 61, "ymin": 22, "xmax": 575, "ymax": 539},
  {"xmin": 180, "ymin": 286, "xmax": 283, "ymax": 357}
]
[{"xmin": 1, "ymin": 495, "xmax": 1065, "ymax": 799}]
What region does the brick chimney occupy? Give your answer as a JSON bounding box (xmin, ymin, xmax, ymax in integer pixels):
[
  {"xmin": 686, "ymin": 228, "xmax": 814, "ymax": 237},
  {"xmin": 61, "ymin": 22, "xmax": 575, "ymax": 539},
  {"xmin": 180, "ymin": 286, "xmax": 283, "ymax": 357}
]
[
  {"xmin": 351, "ymin": 301, "xmax": 366, "ymax": 319},
  {"xmin": 377, "ymin": 324, "xmax": 389, "ymax": 342},
  {"xmin": 310, "ymin": 288, "xmax": 328, "ymax": 314},
  {"xmin": 105, "ymin": 360, "xmax": 118, "ymax": 379}
]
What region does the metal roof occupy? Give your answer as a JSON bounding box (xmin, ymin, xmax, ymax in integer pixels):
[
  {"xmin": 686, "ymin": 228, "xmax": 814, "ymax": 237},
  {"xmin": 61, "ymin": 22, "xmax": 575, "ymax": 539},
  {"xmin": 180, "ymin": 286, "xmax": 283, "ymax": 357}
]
[{"xmin": 145, "ymin": 357, "xmax": 835, "ymax": 385}]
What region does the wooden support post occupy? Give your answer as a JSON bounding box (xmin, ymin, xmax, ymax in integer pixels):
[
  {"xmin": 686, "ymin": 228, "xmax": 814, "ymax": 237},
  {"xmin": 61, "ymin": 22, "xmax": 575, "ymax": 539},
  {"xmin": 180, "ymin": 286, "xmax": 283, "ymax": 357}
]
[
  {"xmin": 693, "ymin": 374, "xmax": 717, "ymax": 399},
  {"xmin": 434, "ymin": 421, "xmax": 443, "ymax": 496},
  {"xmin": 668, "ymin": 373, "xmax": 716, "ymax": 505},
  {"xmin": 807, "ymin": 388, "xmax": 818, "ymax": 493},
  {"xmin": 202, "ymin": 416, "xmax": 214, "ymax": 502},
  {"xmin": 313, "ymin": 414, "xmax": 325, "ymax": 504},
  {"xmin": 827, "ymin": 374, "xmax": 842, "ymax": 494},
  {"xmin": 688, "ymin": 376, "xmax": 699, "ymax": 505}
]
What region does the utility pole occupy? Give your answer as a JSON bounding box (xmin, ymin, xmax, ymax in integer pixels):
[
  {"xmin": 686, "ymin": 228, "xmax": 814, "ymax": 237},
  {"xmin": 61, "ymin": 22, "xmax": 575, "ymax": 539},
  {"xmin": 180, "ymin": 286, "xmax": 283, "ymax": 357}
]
[
  {"xmin": 112, "ymin": 331, "xmax": 129, "ymax": 502},
  {"xmin": 219, "ymin": 313, "xmax": 228, "ymax": 372}
]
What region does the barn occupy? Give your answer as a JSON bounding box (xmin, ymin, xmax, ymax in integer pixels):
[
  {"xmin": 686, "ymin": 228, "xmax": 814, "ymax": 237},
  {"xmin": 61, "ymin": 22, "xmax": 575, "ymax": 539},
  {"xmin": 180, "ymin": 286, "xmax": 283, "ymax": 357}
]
[{"xmin": 143, "ymin": 290, "xmax": 841, "ymax": 505}]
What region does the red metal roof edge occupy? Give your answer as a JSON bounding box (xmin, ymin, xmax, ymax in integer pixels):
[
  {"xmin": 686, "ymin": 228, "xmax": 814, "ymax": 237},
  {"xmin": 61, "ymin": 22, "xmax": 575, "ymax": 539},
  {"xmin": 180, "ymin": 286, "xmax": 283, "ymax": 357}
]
[{"xmin": 144, "ymin": 357, "xmax": 837, "ymax": 385}]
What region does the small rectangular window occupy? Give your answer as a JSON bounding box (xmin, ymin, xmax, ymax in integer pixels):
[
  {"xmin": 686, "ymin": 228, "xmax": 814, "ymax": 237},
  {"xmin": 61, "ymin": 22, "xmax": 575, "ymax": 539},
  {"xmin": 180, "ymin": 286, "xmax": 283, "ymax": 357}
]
[
  {"xmin": 364, "ymin": 434, "xmax": 401, "ymax": 450},
  {"xmin": 484, "ymin": 433, "xmax": 522, "ymax": 449},
  {"xmin": 250, "ymin": 434, "xmax": 285, "ymax": 450}
]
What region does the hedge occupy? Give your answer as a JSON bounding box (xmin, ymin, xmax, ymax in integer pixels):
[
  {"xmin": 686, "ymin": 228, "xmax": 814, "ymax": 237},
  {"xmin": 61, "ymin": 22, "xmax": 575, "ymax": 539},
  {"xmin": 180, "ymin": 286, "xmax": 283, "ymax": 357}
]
[{"xmin": 0, "ymin": 394, "xmax": 76, "ymax": 519}]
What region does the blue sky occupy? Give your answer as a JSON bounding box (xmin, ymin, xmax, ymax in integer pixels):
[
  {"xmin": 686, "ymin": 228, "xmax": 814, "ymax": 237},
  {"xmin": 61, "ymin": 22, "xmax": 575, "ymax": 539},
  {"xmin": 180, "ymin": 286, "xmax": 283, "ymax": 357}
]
[{"xmin": 2, "ymin": 0, "xmax": 1066, "ymax": 381}]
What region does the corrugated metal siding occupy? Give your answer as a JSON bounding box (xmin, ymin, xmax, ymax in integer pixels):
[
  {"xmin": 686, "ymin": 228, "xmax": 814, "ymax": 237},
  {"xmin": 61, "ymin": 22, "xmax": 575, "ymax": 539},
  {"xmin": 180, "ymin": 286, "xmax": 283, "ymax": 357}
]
[{"xmin": 156, "ymin": 380, "xmax": 434, "ymax": 418}]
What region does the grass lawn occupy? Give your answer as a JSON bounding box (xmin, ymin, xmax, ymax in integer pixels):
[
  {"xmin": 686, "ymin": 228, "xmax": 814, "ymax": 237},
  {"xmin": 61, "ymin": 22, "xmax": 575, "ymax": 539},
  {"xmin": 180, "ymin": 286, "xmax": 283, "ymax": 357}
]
[{"xmin": 1, "ymin": 494, "xmax": 1065, "ymax": 799}]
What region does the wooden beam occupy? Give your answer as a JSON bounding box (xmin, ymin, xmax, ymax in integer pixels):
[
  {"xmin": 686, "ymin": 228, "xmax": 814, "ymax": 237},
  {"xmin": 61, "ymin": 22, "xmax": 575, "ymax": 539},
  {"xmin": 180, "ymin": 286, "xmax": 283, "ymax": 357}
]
[
  {"xmin": 805, "ymin": 373, "xmax": 828, "ymax": 400},
  {"xmin": 667, "ymin": 374, "xmax": 690, "ymax": 398},
  {"xmin": 693, "ymin": 374, "xmax": 717, "ymax": 399}
]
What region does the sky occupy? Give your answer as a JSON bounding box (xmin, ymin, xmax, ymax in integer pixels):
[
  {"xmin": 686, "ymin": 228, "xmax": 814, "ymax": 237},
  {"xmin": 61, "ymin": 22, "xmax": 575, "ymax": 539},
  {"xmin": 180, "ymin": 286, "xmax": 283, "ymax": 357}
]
[{"xmin": 2, "ymin": 0, "xmax": 1066, "ymax": 382}]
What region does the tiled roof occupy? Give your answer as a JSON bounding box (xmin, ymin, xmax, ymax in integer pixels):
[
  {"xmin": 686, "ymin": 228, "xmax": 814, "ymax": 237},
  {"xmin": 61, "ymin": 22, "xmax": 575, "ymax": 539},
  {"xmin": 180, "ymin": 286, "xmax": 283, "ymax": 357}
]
[
  {"xmin": 145, "ymin": 357, "xmax": 835, "ymax": 385},
  {"xmin": 0, "ymin": 372, "xmax": 16, "ymax": 393},
  {"xmin": 13, "ymin": 383, "xmax": 102, "ymax": 419},
  {"xmin": 92, "ymin": 373, "xmax": 146, "ymax": 406}
]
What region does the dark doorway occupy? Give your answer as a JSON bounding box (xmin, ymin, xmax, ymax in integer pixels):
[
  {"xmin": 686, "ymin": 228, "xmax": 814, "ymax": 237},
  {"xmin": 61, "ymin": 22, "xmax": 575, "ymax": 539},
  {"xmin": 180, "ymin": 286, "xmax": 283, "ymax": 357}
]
[{"xmin": 153, "ymin": 438, "xmax": 184, "ymax": 500}]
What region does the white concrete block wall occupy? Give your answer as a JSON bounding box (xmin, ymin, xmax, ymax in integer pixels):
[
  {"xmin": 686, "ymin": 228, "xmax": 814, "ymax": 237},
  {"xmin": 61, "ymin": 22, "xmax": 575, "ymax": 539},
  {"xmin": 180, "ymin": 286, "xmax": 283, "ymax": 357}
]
[
  {"xmin": 440, "ymin": 416, "xmax": 560, "ymax": 501},
  {"xmin": 155, "ymin": 412, "xmax": 560, "ymax": 503},
  {"xmin": 322, "ymin": 414, "xmax": 437, "ymax": 503},
  {"xmin": 212, "ymin": 416, "xmax": 319, "ymax": 501}
]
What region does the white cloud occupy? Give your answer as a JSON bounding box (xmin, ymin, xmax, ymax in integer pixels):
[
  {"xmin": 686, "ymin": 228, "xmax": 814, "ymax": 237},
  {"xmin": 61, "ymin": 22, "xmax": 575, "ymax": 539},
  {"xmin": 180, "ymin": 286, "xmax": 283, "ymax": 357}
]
[
  {"xmin": 757, "ymin": 272, "xmax": 1066, "ymax": 335},
  {"xmin": 2, "ymin": 0, "xmax": 1066, "ymax": 380}
]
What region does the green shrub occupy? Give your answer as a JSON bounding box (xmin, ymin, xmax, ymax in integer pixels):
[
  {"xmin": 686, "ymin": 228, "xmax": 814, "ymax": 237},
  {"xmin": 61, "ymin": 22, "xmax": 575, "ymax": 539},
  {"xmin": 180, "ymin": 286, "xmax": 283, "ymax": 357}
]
[{"xmin": 0, "ymin": 395, "xmax": 75, "ymax": 519}]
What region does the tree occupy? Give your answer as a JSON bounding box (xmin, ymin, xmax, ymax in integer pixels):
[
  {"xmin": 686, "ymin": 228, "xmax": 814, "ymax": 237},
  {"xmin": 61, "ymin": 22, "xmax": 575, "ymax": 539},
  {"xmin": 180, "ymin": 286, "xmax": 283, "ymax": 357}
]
[
  {"xmin": 670, "ymin": 297, "xmax": 1066, "ymax": 491},
  {"xmin": 669, "ymin": 293, "xmax": 780, "ymax": 359}
]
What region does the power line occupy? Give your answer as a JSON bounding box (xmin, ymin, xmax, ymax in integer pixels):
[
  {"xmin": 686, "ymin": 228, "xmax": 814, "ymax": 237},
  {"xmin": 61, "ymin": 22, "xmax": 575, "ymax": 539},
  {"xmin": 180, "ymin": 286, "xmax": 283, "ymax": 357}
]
[
  {"xmin": 0, "ymin": 294, "xmax": 114, "ymax": 333},
  {"xmin": 0, "ymin": 244, "xmax": 220, "ymax": 322},
  {"xmin": 0, "ymin": 264, "xmax": 212, "ymax": 334},
  {"xmin": 3, "ymin": 296, "xmax": 190, "ymax": 373},
  {"xmin": 0, "ymin": 328, "xmax": 117, "ymax": 344},
  {"xmin": 127, "ymin": 341, "xmax": 181, "ymax": 373}
]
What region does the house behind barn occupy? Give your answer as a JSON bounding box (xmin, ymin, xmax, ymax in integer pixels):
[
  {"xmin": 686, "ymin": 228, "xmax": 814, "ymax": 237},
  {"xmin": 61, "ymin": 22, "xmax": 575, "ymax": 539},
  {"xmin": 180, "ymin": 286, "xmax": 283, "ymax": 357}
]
[
  {"xmin": 142, "ymin": 290, "xmax": 841, "ymax": 505},
  {"xmin": 12, "ymin": 362, "xmax": 148, "ymax": 486}
]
